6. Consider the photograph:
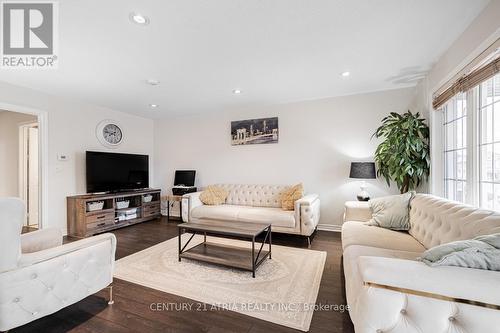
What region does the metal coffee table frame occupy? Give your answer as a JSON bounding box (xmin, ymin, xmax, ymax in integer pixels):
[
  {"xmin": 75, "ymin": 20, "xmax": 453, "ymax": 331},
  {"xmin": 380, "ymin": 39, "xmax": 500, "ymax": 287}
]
[{"xmin": 178, "ymin": 222, "xmax": 272, "ymax": 278}]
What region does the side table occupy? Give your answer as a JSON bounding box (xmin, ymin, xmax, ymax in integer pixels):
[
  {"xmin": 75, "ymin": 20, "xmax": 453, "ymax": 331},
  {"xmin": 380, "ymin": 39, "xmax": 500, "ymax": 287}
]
[
  {"xmin": 343, "ymin": 201, "xmax": 371, "ymax": 222},
  {"xmin": 161, "ymin": 194, "xmax": 183, "ymax": 221}
]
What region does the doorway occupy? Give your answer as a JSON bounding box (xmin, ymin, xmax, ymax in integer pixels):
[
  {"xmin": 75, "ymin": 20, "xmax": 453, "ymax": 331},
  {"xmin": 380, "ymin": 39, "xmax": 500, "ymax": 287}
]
[
  {"xmin": 0, "ymin": 110, "xmax": 40, "ymax": 230},
  {"xmin": 19, "ymin": 122, "xmax": 40, "ymax": 229},
  {"xmin": 0, "ymin": 104, "xmax": 47, "ymax": 230}
]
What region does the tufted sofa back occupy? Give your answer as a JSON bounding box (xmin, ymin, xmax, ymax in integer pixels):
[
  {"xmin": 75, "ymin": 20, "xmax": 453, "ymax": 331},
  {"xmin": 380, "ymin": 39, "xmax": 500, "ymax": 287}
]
[
  {"xmin": 215, "ymin": 184, "xmax": 290, "ymax": 208},
  {"xmin": 409, "ymin": 193, "xmax": 500, "ymax": 249}
]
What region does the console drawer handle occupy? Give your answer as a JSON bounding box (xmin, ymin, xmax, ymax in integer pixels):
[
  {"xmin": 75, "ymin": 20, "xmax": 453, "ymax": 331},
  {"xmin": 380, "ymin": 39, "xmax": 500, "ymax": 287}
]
[
  {"xmin": 97, "ymin": 215, "xmax": 106, "ymax": 219},
  {"xmin": 97, "ymin": 222, "xmax": 106, "ymax": 227}
]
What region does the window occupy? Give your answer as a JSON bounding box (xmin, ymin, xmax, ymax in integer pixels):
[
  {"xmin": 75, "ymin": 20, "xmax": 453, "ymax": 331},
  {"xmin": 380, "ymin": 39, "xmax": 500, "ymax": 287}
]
[
  {"xmin": 478, "ymin": 75, "xmax": 500, "ymax": 209},
  {"xmin": 443, "ymin": 93, "xmax": 467, "ymax": 203},
  {"xmin": 442, "ymin": 73, "xmax": 500, "ymax": 209}
]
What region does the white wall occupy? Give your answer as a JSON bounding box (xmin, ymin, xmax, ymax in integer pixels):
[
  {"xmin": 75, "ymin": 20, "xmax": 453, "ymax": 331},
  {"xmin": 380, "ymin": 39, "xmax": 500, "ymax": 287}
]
[
  {"xmin": 0, "ymin": 111, "xmax": 37, "ymax": 197},
  {"xmin": 0, "ymin": 81, "xmax": 155, "ymax": 234},
  {"xmin": 413, "ymin": 0, "xmax": 500, "ymax": 196},
  {"xmin": 427, "ymin": 0, "xmax": 500, "ymax": 93},
  {"xmin": 155, "ymin": 88, "xmax": 415, "ymax": 228}
]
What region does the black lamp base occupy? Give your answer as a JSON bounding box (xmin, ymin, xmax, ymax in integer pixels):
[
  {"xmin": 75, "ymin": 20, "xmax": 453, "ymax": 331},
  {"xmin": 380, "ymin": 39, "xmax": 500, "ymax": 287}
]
[
  {"xmin": 357, "ymin": 194, "xmax": 370, "ymax": 201},
  {"xmin": 356, "ymin": 186, "xmax": 370, "ymax": 201}
]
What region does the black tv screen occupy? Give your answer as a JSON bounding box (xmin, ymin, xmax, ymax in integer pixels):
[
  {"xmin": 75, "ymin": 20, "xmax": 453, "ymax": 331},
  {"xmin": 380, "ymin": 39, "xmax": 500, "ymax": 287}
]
[
  {"xmin": 174, "ymin": 170, "xmax": 196, "ymax": 186},
  {"xmin": 86, "ymin": 151, "xmax": 149, "ymax": 193}
]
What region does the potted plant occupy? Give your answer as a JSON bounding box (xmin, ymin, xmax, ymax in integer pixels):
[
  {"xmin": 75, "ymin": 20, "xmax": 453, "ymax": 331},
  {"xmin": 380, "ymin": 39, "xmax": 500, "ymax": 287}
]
[{"xmin": 373, "ymin": 111, "xmax": 430, "ymax": 193}]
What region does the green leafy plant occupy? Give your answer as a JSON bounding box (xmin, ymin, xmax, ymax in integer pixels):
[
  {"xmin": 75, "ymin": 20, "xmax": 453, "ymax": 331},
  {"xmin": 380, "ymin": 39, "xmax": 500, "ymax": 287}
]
[{"xmin": 373, "ymin": 111, "xmax": 430, "ymax": 193}]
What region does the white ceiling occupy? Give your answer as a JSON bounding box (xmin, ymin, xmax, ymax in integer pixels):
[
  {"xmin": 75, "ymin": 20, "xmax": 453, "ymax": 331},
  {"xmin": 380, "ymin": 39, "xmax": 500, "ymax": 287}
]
[{"xmin": 0, "ymin": 0, "xmax": 489, "ymax": 118}]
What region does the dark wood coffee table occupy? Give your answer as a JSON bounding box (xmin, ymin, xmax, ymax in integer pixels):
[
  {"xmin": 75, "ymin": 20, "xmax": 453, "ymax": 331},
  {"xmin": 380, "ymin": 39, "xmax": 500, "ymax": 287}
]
[{"xmin": 177, "ymin": 220, "xmax": 272, "ymax": 278}]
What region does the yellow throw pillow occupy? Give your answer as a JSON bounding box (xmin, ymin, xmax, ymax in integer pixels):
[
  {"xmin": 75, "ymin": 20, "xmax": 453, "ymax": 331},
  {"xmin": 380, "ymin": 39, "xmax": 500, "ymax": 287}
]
[
  {"xmin": 281, "ymin": 183, "xmax": 304, "ymax": 210},
  {"xmin": 199, "ymin": 186, "xmax": 229, "ymax": 205}
]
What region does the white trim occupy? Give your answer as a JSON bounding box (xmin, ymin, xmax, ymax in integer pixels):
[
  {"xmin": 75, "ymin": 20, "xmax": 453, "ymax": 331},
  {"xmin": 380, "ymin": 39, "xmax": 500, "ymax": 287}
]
[
  {"xmin": 438, "ymin": 74, "xmax": 500, "ymax": 208},
  {"xmin": 18, "ymin": 121, "xmax": 38, "ymax": 202},
  {"xmin": 469, "ymin": 87, "xmax": 479, "ymax": 207},
  {"xmin": 0, "ymin": 102, "xmax": 49, "ymax": 230},
  {"xmin": 18, "ymin": 122, "xmax": 40, "ymax": 227},
  {"xmin": 429, "ymin": 103, "xmax": 444, "ymax": 196},
  {"xmin": 317, "ymin": 223, "xmax": 341, "ymax": 232},
  {"xmin": 18, "ymin": 125, "xmax": 27, "ymax": 203}
]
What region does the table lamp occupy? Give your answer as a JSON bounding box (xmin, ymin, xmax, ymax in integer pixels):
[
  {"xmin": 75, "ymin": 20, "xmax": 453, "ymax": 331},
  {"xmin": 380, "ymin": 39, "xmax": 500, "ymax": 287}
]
[{"xmin": 349, "ymin": 162, "xmax": 376, "ymax": 201}]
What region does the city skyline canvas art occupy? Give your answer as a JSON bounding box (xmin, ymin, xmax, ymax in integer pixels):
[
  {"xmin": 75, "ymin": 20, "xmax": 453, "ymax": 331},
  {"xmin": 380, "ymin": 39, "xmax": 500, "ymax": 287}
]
[{"xmin": 231, "ymin": 117, "xmax": 279, "ymax": 145}]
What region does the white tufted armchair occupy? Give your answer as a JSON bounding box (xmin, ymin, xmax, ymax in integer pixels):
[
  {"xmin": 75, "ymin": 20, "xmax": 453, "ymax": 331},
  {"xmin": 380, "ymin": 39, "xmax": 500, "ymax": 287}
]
[{"xmin": 0, "ymin": 198, "xmax": 116, "ymax": 332}]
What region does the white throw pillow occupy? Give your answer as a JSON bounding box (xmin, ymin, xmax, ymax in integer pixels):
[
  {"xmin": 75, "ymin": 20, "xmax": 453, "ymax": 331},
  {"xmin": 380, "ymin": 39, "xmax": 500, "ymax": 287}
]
[{"xmin": 367, "ymin": 192, "xmax": 414, "ymax": 231}]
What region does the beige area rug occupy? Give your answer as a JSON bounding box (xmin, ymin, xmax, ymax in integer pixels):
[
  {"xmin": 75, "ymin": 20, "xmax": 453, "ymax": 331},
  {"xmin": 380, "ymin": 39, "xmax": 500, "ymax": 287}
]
[{"xmin": 114, "ymin": 234, "xmax": 326, "ymax": 331}]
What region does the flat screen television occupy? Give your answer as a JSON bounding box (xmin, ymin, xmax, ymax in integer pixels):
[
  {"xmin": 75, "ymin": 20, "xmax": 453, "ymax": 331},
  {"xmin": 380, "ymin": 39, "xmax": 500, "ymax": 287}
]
[
  {"xmin": 86, "ymin": 151, "xmax": 149, "ymax": 193},
  {"xmin": 174, "ymin": 170, "xmax": 196, "ymax": 186}
]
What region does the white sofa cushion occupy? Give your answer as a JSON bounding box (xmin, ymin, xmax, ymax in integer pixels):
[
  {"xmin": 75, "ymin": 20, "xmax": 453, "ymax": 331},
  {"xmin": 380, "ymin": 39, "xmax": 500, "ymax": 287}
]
[
  {"xmin": 20, "ymin": 228, "xmax": 63, "ymax": 254},
  {"xmin": 409, "ymin": 194, "xmax": 500, "ymax": 249},
  {"xmin": 191, "ymin": 205, "xmax": 296, "ymax": 228},
  {"xmin": 216, "ymin": 184, "xmax": 290, "ymax": 208},
  {"xmin": 342, "ymin": 221, "xmax": 426, "ymax": 253},
  {"xmin": 191, "ymin": 205, "xmax": 241, "ymax": 221},
  {"xmin": 237, "ymin": 206, "xmax": 296, "ymax": 228}
]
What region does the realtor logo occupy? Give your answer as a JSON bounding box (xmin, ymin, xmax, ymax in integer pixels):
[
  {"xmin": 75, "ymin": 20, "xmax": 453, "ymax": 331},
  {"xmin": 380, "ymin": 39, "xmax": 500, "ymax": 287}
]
[{"xmin": 1, "ymin": 1, "xmax": 58, "ymax": 68}]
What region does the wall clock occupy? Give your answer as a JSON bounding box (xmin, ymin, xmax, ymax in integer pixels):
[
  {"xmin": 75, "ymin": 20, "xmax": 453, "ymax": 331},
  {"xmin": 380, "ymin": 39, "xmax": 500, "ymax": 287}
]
[{"xmin": 96, "ymin": 120, "xmax": 123, "ymax": 148}]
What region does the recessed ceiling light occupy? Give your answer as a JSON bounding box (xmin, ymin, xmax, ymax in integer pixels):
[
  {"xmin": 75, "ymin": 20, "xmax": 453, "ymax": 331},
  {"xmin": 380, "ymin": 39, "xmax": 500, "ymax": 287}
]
[
  {"xmin": 149, "ymin": 104, "xmax": 159, "ymax": 108},
  {"xmin": 146, "ymin": 79, "xmax": 160, "ymax": 86},
  {"xmin": 130, "ymin": 13, "xmax": 149, "ymax": 25},
  {"xmin": 341, "ymin": 71, "xmax": 350, "ymax": 77},
  {"xmin": 232, "ymin": 89, "xmax": 242, "ymax": 94}
]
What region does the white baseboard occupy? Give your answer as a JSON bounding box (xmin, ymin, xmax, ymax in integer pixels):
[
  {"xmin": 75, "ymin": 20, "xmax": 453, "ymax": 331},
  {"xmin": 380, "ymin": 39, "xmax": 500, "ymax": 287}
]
[{"xmin": 317, "ymin": 223, "xmax": 341, "ymax": 232}]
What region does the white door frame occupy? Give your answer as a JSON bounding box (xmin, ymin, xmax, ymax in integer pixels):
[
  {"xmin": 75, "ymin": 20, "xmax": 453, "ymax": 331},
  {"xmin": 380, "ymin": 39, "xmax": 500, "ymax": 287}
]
[
  {"xmin": 19, "ymin": 121, "xmax": 40, "ymax": 227},
  {"xmin": 0, "ymin": 102, "xmax": 48, "ymax": 229}
]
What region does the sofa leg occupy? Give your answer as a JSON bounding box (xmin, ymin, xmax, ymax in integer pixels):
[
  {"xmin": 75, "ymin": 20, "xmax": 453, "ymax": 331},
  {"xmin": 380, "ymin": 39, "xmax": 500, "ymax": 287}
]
[
  {"xmin": 107, "ymin": 285, "xmax": 115, "ymax": 305},
  {"xmin": 307, "ymin": 236, "xmax": 311, "ymax": 247}
]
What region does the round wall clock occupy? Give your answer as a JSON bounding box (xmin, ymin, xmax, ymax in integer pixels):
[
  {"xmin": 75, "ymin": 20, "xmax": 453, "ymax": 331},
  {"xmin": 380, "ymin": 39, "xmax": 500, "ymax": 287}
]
[{"xmin": 96, "ymin": 120, "xmax": 123, "ymax": 148}]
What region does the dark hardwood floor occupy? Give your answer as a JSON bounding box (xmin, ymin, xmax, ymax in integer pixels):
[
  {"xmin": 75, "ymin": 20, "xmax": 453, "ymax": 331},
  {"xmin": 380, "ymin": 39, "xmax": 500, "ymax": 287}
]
[{"xmin": 14, "ymin": 217, "xmax": 354, "ymax": 333}]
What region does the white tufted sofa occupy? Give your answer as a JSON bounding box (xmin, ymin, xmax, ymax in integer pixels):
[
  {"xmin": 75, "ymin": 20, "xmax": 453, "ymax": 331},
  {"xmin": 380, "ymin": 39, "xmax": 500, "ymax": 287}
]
[
  {"xmin": 0, "ymin": 198, "xmax": 116, "ymax": 332},
  {"xmin": 182, "ymin": 184, "xmax": 320, "ymax": 237},
  {"xmin": 342, "ymin": 193, "xmax": 500, "ymax": 333}
]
